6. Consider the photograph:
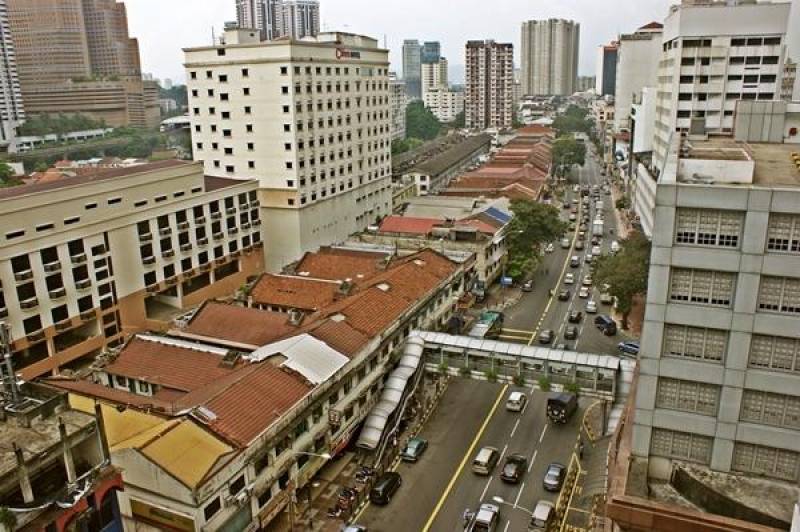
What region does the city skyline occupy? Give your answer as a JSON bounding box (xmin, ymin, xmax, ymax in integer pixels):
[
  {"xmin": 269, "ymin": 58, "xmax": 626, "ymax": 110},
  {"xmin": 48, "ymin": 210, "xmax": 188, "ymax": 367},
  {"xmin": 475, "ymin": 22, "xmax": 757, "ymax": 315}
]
[{"xmin": 125, "ymin": 0, "xmax": 676, "ymax": 84}]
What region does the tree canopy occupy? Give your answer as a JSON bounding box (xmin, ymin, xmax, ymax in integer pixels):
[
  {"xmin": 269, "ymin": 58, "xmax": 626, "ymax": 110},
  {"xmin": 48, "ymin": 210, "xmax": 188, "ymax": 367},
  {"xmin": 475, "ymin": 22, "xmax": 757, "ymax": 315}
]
[
  {"xmin": 552, "ymin": 136, "xmax": 586, "ymax": 177},
  {"xmin": 159, "ymin": 85, "xmax": 188, "ymax": 108},
  {"xmin": 391, "ymin": 137, "xmax": 424, "ymax": 155},
  {"xmin": 505, "ymin": 200, "xmax": 567, "ymax": 279},
  {"xmin": 406, "ymin": 101, "xmax": 442, "ymax": 140},
  {"xmin": 18, "ymin": 113, "xmax": 107, "ymax": 137},
  {"xmin": 552, "ymin": 105, "xmax": 593, "ymax": 136},
  {"xmin": 0, "ymin": 162, "xmax": 13, "ymax": 181},
  {"xmin": 593, "ymin": 231, "xmax": 652, "ymax": 328}
]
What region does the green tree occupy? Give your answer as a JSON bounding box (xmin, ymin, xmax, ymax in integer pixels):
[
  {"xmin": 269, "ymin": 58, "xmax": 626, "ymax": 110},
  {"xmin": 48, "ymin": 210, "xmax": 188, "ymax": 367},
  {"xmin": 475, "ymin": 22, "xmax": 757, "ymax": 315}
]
[
  {"xmin": 552, "ymin": 104, "xmax": 593, "ymax": 136},
  {"xmin": 406, "ymin": 101, "xmax": 441, "ymax": 140},
  {"xmin": 0, "ymin": 162, "xmax": 13, "ymax": 181},
  {"xmin": 593, "ymin": 231, "xmax": 652, "ymax": 329},
  {"xmin": 552, "ymin": 136, "xmax": 586, "ymax": 177},
  {"xmin": 504, "ymin": 200, "xmax": 567, "ymax": 279}
]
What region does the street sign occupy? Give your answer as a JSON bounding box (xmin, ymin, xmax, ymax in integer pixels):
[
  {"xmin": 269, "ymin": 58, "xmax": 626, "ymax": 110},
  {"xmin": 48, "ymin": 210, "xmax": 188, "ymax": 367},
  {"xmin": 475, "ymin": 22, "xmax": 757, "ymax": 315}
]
[{"xmin": 501, "ymin": 277, "xmax": 513, "ymax": 287}]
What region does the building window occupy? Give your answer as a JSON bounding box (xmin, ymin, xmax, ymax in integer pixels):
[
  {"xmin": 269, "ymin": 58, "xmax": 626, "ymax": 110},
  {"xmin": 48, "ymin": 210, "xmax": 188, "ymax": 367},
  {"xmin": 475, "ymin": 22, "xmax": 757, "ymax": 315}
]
[
  {"xmin": 733, "ymin": 442, "xmax": 800, "ymax": 482},
  {"xmin": 669, "ymin": 268, "xmax": 735, "ymax": 307},
  {"xmin": 766, "ymin": 213, "xmax": 800, "ymax": 253},
  {"xmin": 203, "ymin": 497, "xmax": 221, "ymax": 521},
  {"xmin": 650, "ymin": 428, "xmax": 712, "ymax": 465},
  {"xmin": 758, "ymin": 276, "xmax": 800, "ymax": 314},
  {"xmin": 748, "ymin": 334, "xmax": 800, "ymax": 373},
  {"xmin": 655, "ymin": 377, "xmax": 719, "ymax": 416},
  {"xmin": 740, "ymin": 390, "xmax": 800, "ymax": 430},
  {"xmin": 242, "ymin": 68, "xmax": 249, "ymax": 77},
  {"xmin": 662, "ymin": 324, "xmax": 726, "ymax": 362},
  {"xmin": 674, "ymin": 208, "xmax": 742, "ymax": 247}
]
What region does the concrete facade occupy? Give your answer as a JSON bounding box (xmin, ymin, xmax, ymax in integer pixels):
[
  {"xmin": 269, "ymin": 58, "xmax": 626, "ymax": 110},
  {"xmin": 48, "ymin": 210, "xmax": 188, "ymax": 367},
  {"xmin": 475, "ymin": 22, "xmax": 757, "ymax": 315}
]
[
  {"xmin": 596, "ymin": 42, "xmax": 618, "ymax": 97},
  {"xmin": 389, "ymin": 73, "xmax": 407, "ymax": 140},
  {"xmin": 0, "ymin": 0, "xmax": 23, "ymax": 151},
  {"xmin": 185, "ymin": 30, "xmax": 392, "ymax": 271},
  {"xmin": 424, "ymin": 88, "xmax": 464, "ymax": 123},
  {"xmin": 520, "ymin": 18, "xmax": 579, "ymax": 96},
  {"xmin": 613, "ymin": 24, "xmax": 663, "ymax": 134},
  {"xmin": 465, "ymin": 40, "xmax": 513, "ymax": 130}
]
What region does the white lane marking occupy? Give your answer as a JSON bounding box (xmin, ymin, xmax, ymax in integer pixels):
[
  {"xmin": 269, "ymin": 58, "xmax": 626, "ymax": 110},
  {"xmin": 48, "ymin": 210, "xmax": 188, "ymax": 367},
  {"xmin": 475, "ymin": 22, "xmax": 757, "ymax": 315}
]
[
  {"xmin": 539, "ymin": 423, "xmax": 548, "ymax": 443},
  {"xmin": 510, "ymin": 419, "xmax": 521, "ymax": 439},
  {"xmin": 500, "ymin": 443, "xmax": 508, "ymax": 460},
  {"xmin": 514, "ymin": 482, "xmax": 525, "ymax": 507},
  {"xmin": 503, "ymin": 521, "xmax": 510, "ymax": 532},
  {"xmin": 480, "ymin": 477, "xmax": 492, "ymax": 501},
  {"xmin": 528, "ymin": 449, "xmax": 538, "ymax": 473}
]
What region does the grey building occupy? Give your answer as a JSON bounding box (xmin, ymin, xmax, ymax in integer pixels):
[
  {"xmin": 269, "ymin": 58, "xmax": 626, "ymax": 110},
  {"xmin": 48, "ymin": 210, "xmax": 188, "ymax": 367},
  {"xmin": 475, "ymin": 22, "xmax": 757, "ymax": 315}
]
[
  {"xmin": 421, "ymin": 41, "xmax": 441, "ymax": 64},
  {"xmin": 633, "ymin": 125, "xmax": 800, "ymax": 487},
  {"xmin": 234, "ymin": 0, "xmax": 318, "ymax": 40},
  {"xmin": 402, "ymin": 39, "xmax": 422, "ymax": 100},
  {"xmin": 595, "ymin": 42, "xmax": 618, "ymax": 96},
  {"xmin": 520, "ymin": 18, "xmax": 580, "ymax": 96}
]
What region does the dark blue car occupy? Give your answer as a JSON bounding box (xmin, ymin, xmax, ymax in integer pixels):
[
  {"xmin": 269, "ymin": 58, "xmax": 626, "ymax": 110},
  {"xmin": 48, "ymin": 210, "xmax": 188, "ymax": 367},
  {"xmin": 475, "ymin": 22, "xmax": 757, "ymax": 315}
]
[{"xmin": 617, "ymin": 341, "xmax": 640, "ymax": 355}]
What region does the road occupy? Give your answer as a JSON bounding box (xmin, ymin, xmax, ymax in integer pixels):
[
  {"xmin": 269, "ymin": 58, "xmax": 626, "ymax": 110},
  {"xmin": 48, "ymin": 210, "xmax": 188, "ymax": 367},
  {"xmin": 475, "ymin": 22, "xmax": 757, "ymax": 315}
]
[
  {"xmin": 501, "ymin": 143, "xmax": 623, "ymax": 356},
  {"xmin": 355, "ymin": 379, "xmax": 585, "ymax": 532}
]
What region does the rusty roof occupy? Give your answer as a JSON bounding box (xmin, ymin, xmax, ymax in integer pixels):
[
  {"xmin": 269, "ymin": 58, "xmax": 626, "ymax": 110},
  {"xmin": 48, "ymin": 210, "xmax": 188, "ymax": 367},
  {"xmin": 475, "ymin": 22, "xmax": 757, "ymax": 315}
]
[
  {"xmin": 293, "ymin": 246, "xmax": 391, "ymax": 282},
  {"xmin": 249, "ymin": 274, "xmax": 340, "ymax": 311},
  {"xmin": 182, "ymin": 301, "xmax": 297, "ymax": 347}
]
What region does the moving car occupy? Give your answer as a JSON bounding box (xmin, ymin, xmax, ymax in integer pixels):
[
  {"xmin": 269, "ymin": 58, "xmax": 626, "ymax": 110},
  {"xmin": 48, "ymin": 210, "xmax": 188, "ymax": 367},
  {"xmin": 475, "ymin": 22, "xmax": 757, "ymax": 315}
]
[
  {"xmin": 568, "ymin": 310, "xmax": 583, "ymax": 323},
  {"xmin": 506, "ymin": 391, "xmax": 527, "ymax": 412},
  {"xmin": 610, "ymin": 240, "xmax": 620, "ymax": 254},
  {"xmin": 578, "ymin": 286, "xmax": 590, "ymax": 298},
  {"xmin": 560, "ymin": 237, "xmax": 571, "ymax": 249},
  {"xmin": 563, "ymin": 326, "xmax": 578, "ymax": 340},
  {"xmin": 591, "ymin": 245, "xmax": 602, "ymax": 256},
  {"xmin": 538, "ymin": 329, "xmax": 554, "ymax": 344},
  {"xmin": 618, "ymin": 341, "xmax": 640, "ymax": 355},
  {"xmin": 570, "ymin": 255, "xmax": 580, "ymax": 267},
  {"xmin": 472, "ymin": 446, "xmax": 500, "ymax": 475},
  {"xmin": 585, "ymin": 300, "xmax": 598, "ymax": 313},
  {"xmin": 500, "ymin": 454, "xmax": 528, "ymax": 483},
  {"xmin": 557, "ymin": 289, "xmax": 571, "ymax": 301},
  {"xmin": 522, "ymin": 279, "xmax": 534, "ymax": 292},
  {"xmin": 600, "ymin": 292, "xmax": 614, "ymax": 305},
  {"xmin": 370, "ymin": 472, "xmax": 402, "ymax": 504},
  {"xmin": 545, "ymin": 243, "xmax": 555, "ymax": 253},
  {"xmin": 400, "ymin": 437, "xmax": 428, "ymax": 462},
  {"xmin": 583, "ymin": 275, "xmax": 593, "ymax": 286},
  {"xmin": 543, "ymin": 462, "xmax": 567, "ymax": 491},
  {"xmin": 584, "ymin": 254, "xmax": 593, "ymax": 264},
  {"xmin": 575, "ymin": 240, "xmax": 584, "ymax": 250},
  {"xmin": 529, "ymin": 501, "xmax": 555, "ymax": 532},
  {"xmin": 564, "ymin": 273, "xmax": 575, "ymax": 284},
  {"xmin": 467, "ymin": 503, "xmax": 500, "ymax": 532},
  {"xmin": 594, "ymin": 314, "xmax": 618, "ymax": 335}
]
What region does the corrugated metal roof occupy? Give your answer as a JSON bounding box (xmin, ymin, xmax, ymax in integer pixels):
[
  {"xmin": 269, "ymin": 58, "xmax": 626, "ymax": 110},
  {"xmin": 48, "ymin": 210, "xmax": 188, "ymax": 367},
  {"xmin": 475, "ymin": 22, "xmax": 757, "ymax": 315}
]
[{"xmin": 246, "ymin": 334, "xmax": 349, "ymax": 385}]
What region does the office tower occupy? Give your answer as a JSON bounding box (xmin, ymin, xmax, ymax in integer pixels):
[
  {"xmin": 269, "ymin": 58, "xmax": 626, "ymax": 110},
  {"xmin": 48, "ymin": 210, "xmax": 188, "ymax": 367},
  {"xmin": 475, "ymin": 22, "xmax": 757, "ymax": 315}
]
[
  {"xmin": 0, "ymin": 0, "xmax": 23, "ymax": 150},
  {"xmin": 465, "ymin": 40, "xmax": 513, "ymax": 129},
  {"xmin": 281, "ymin": 0, "xmax": 319, "ymax": 39},
  {"xmin": 185, "ymin": 29, "xmax": 392, "ymax": 271},
  {"xmin": 595, "ymin": 41, "xmax": 618, "ymax": 96},
  {"xmin": 402, "ymin": 39, "xmax": 422, "ymax": 99},
  {"xmin": 389, "ymin": 72, "xmax": 407, "ymax": 140},
  {"xmin": 576, "ymin": 75, "xmax": 596, "ymax": 92},
  {"xmin": 421, "ymin": 41, "xmax": 441, "ymax": 64},
  {"xmin": 6, "ymin": 0, "xmax": 158, "ymax": 128},
  {"xmin": 520, "ymin": 18, "xmax": 580, "ymax": 96},
  {"xmin": 613, "ymin": 22, "xmax": 662, "ymax": 134},
  {"xmin": 0, "ymin": 160, "xmax": 263, "ymax": 380}
]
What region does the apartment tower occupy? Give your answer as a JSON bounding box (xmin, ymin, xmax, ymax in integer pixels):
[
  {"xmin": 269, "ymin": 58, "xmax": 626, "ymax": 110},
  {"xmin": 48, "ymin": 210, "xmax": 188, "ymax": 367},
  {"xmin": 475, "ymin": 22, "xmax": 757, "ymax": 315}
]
[
  {"xmin": 595, "ymin": 41, "xmax": 618, "ymax": 96},
  {"xmin": 465, "ymin": 40, "xmax": 514, "ymax": 130},
  {"xmin": 185, "ymin": 29, "xmax": 392, "ymax": 271},
  {"xmin": 521, "ymin": 18, "xmax": 580, "ymax": 96}
]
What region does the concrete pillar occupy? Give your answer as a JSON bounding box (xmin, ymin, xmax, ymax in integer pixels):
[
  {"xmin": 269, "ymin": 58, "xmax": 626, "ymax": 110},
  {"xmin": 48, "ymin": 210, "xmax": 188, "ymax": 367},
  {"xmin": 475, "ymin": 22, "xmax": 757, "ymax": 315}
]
[
  {"xmin": 13, "ymin": 444, "xmax": 34, "ymax": 503},
  {"xmin": 94, "ymin": 402, "xmax": 112, "ymax": 464},
  {"xmin": 59, "ymin": 417, "xmax": 77, "ymax": 484}
]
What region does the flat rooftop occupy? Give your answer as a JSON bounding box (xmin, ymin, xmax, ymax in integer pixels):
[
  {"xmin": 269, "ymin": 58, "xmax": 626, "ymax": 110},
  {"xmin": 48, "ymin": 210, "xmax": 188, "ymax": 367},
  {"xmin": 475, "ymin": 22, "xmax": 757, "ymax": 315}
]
[
  {"xmin": 680, "ymin": 138, "xmax": 800, "ymax": 187},
  {"xmin": 749, "ymin": 142, "xmax": 800, "ymax": 186}
]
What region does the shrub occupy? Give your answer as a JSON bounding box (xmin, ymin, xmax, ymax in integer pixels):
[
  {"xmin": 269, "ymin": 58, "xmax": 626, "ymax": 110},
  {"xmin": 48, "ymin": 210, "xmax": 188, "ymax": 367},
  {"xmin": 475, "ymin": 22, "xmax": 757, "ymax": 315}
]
[
  {"xmin": 513, "ymin": 374, "xmax": 526, "ymax": 386},
  {"xmin": 485, "ymin": 369, "xmax": 498, "ymax": 383},
  {"xmin": 459, "ymin": 366, "xmax": 471, "ymax": 377},
  {"xmin": 565, "ymin": 382, "xmax": 580, "ymax": 395},
  {"xmin": 538, "ymin": 377, "xmax": 552, "ymax": 392}
]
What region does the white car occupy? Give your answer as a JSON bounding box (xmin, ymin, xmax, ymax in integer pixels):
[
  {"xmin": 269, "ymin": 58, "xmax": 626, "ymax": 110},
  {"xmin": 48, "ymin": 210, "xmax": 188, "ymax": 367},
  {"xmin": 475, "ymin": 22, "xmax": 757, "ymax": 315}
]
[
  {"xmin": 579, "ymin": 286, "xmax": 590, "ymax": 298},
  {"xmin": 586, "ymin": 300, "xmax": 598, "ymax": 313},
  {"xmin": 610, "ymin": 240, "xmax": 620, "ymax": 254},
  {"xmin": 564, "ymin": 273, "xmax": 575, "ymax": 285},
  {"xmin": 592, "ymin": 245, "xmax": 602, "ymax": 256},
  {"xmin": 583, "ymin": 275, "xmax": 593, "ymax": 286},
  {"xmin": 545, "ymin": 243, "xmax": 555, "ymax": 253}
]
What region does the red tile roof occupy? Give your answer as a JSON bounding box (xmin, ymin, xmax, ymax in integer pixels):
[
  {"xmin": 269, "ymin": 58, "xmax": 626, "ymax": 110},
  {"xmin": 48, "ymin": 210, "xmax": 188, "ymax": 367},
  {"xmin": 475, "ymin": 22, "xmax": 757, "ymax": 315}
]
[
  {"xmin": 378, "ymin": 216, "xmax": 439, "ymax": 235},
  {"xmin": 249, "ymin": 274, "xmax": 339, "ymax": 311},
  {"xmin": 182, "ymin": 301, "xmax": 297, "ymax": 346},
  {"xmin": 293, "ymin": 246, "xmax": 391, "ymax": 282},
  {"xmin": 639, "ymin": 21, "xmax": 663, "ymax": 30}
]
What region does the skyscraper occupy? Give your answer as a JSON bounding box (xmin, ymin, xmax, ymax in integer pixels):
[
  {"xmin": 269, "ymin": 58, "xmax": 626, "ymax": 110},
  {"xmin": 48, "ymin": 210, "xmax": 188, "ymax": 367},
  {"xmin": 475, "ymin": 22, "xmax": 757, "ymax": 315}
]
[
  {"xmin": 235, "ymin": 0, "xmax": 318, "ymax": 41},
  {"xmin": 520, "ymin": 18, "xmax": 580, "ymax": 96},
  {"xmin": 595, "ymin": 41, "xmax": 618, "ymax": 96},
  {"xmin": 421, "ymin": 41, "xmax": 441, "ymax": 64},
  {"xmin": 281, "ymin": 0, "xmax": 319, "ymax": 39},
  {"xmin": 82, "ymin": 0, "xmax": 141, "ymax": 79},
  {"xmin": 402, "ymin": 39, "xmax": 422, "ymax": 100},
  {"xmin": 465, "ymin": 40, "xmax": 513, "ymax": 130},
  {"xmin": 0, "ymin": 0, "xmax": 23, "ymax": 150},
  {"xmin": 421, "ymin": 57, "xmax": 447, "ymax": 96}
]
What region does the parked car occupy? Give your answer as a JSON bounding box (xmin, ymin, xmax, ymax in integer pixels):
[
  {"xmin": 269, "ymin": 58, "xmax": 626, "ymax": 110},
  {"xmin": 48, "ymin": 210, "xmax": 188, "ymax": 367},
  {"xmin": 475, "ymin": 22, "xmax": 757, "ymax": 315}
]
[
  {"xmin": 543, "ymin": 462, "xmax": 566, "ymax": 492},
  {"xmin": 564, "ymin": 273, "xmax": 575, "ymax": 285},
  {"xmin": 557, "ymin": 289, "xmax": 571, "ymax": 301},
  {"xmin": 501, "ymin": 454, "xmax": 528, "ymax": 483},
  {"xmin": 400, "ymin": 437, "xmax": 428, "ymax": 462},
  {"xmin": 506, "ymin": 391, "xmax": 527, "ymax": 412},
  {"xmin": 584, "ymin": 254, "xmax": 593, "ymax": 264},
  {"xmin": 538, "ymin": 329, "xmax": 554, "ymax": 344},
  {"xmin": 554, "ymin": 343, "xmax": 571, "ymax": 351},
  {"xmin": 578, "ymin": 286, "xmax": 590, "ymax": 298},
  {"xmin": 529, "ymin": 501, "xmax": 555, "ymax": 532},
  {"xmin": 591, "ymin": 245, "xmax": 602, "ymax": 257},
  {"xmin": 563, "ymin": 326, "xmax": 578, "ymax": 340},
  {"xmin": 600, "ymin": 292, "xmax": 614, "ymax": 305},
  {"xmin": 522, "ymin": 279, "xmax": 534, "ymax": 292},
  {"xmin": 594, "ymin": 314, "xmax": 618, "ymax": 335},
  {"xmin": 618, "ymin": 341, "xmax": 640, "ymax": 355},
  {"xmin": 568, "ymin": 310, "xmax": 583, "ymax": 323},
  {"xmin": 610, "ymin": 240, "xmax": 620, "ymax": 254},
  {"xmin": 586, "ymin": 300, "xmax": 598, "ymax": 313},
  {"xmin": 370, "ymin": 472, "xmax": 402, "ymax": 504}
]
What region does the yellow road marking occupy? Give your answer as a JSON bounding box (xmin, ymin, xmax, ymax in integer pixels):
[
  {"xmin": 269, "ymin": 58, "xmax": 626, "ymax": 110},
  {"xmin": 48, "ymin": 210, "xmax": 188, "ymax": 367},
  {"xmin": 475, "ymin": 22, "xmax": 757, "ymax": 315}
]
[
  {"xmin": 501, "ymin": 327, "xmax": 536, "ymax": 334},
  {"xmin": 421, "ymin": 384, "xmax": 508, "ymax": 532}
]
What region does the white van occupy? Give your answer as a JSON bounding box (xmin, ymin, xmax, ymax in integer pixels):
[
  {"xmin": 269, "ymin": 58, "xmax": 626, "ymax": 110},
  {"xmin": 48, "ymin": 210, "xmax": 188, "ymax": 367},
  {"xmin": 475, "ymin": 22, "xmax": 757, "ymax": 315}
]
[
  {"xmin": 472, "ymin": 446, "xmax": 500, "ymax": 475},
  {"xmin": 506, "ymin": 391, "xmax": 527, "ymax": 412},
  {"xmin": 610, "ymin": 240, "xmax": 620, "ymax": 254}
]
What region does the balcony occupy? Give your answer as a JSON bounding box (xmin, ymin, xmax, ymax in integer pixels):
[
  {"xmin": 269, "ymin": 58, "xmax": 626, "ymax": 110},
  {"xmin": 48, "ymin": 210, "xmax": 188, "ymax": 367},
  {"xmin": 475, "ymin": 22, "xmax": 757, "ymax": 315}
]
[
  {"xmin": 55, "ymin": 319, "xmax": 73, "ymax": 332},
  {"xmin": 195, "ymin": 216, "xmax": 206, "ymax": 225},
  {"xmin": 26, "ymin": 330, "xmax": 45, "ymax": 343},
  {"xmin": 210, "ymin": 211, "xmax": 222, "ymax": 220},
  {"xmin": 49, "ymin": 287, "xmax": 66, "ymax": 300},
  {"xmin": 142, "ymin": 255, "xmax": 156, "ymax": 265},
  {"xmin": 162, "ymin": 249, "xmax": 175, "ymax": 259},
  {"xmin": 199, "ymin": 263, "xmax": 212, "ymax": 272},
  {"xmin": 159, "ymin": 227, "xmax": 172, "ymax": 237},
  {"xmin": 177, "ymin": 221, "xmax": 190, "ymax": 230},
  {"xmin": 20, "ymin": 296, "xmax": 39, "ymax": 310},
  {"xmin": 139, "ymin": 232, "xmax": 153, "ymax": 242},
  {"xmin": 43, "ymin": 261, "xmax": 62, "ymax": 273},
  {"xmin": 0, "ymin": 307, "xmax": 7, "ymax": 319},
  {"xmin": 180, "ymin": 243, "xmax": 193, "ymax": 252},
  {"xmin": 213, "ymin": 231, "xmax": 224, "ymax": 241},
  {"xmin": 241, "ymin": 222, "xmax": 251, "ymax": 230},
  {"xmin": 14, "ymin": 269, "xmax": 33, "ymax": 282},
  {"xmin": 227, "ymin": 227, "xmax": 239, "ymax": 236},
  {"xmin": 70, "ymin": 253, "xmax": 87, "ymax": 265},
  {"xmin": 252, "ymin": 219, "xmax": 262, "ymax": 228},
  {"xmin": 231, "ymin": 250, "xmax": 242, "ymax": 258},
  {"xmin": 197, "ymin": 237, "xmax": 209, "ymax": 246},
  {"xmin": 254, "ymin": 240, "xmax": 264, "ymax": 248},
  {"xmin": 79, "ymin": 309, "xmax": 95, "ymax": 321},
  {"xmin": 214, "ymin": 257, "xmax": 227, "ymax": 265},
  {"xmin": 75, "ymin": 278, "xmax": 92, "ymax": 290}
]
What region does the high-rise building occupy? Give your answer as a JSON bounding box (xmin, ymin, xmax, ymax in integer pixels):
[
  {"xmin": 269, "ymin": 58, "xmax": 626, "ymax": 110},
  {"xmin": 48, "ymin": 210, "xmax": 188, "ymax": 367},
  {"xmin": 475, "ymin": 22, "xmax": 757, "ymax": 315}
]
[
  {"xmin": 465, "ymin": 40, "xmax": 513, "ymax": 130},
  {"xmin": 421, "ymin": 57, "xmax": 447, "ymax": 96},
  {"xmin": 424, "ymin": 87, "xmax": 464, "ymax": 123},
  {"xmin": 281, "ymin": 0, "xmax": 319, "ymax": 39},
  {"xmin": 595, "ymin": 41, "xmax": 618, "ymax": 96},
  {"xmin": 6, "ymin": 0, "xmax": 158, "ymax": 129},
  {"xmin": 0, "ymin": 0, "xmax": 23, "ymax": 151},
  {"xmin": 612, "ymin": 22, "xmax": 663, "ymax": 134},
  {"xmin": 402, "ymin": 39, "xmax": 422, "ymax": 99},
  {"xmin": 389, "ymin": 72, "xmax": 407, "ymax": 140},
  {"xmin": 520, "ymin": 18, "xmax": 580, "ymax": 96},
  {"xmin": 421, "ymin": 41, "xmax": 441, "ymax": 64},
  {"xmin": 185, "ymin": 29, "xmax": 392, "ymax": 271},
  {"xmin": 576, "ymin": 75, "xmax": 596, "ymax": 92}
]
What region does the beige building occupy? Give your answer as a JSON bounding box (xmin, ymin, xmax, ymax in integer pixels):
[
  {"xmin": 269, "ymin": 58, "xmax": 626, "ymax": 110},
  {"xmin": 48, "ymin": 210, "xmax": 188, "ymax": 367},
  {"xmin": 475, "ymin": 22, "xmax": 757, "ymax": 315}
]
[
  {"xmin": 0, "ymin": 160, "xmax": 263, "ymax": 381},
  {"xmin": 389, "ymin": 72, "xmax": 407, "ymax": 140},
  {"xmin": 185, "ymin": 29, "xmax": 393, "ymax": 271},
  {"xmin": 424, "ymin": 88, "xmax": 464, "ymax": 123},
  {"xmin": 521, "ymin": 19, "xmax": 580, "ymax": 96},
  {"xmin": 465, "ymin": 40, "xmax": 514, "ymax": 130},
  {"xmin": 421, "ymin": 57, "xmax": 447, "ymax": 97}
]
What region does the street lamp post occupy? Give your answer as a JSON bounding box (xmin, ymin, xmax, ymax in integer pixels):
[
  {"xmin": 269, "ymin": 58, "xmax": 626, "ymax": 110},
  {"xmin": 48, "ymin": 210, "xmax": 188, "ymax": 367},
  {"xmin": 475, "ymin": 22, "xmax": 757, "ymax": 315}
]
[
  {"xmin": 287, "ymin": 451, "xmax": 332, "ymax": 531},
  {"xmin": 491, "ymin": 495, "xmax": 534, "ymax": 516}
]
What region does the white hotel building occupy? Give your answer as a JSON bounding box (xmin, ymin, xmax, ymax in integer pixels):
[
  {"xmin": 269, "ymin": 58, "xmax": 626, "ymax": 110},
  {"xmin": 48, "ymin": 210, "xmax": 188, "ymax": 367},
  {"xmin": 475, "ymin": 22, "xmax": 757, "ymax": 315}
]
[{"xmin": 185, "ymin": 29, "xmax": 393, "ymax": 271}]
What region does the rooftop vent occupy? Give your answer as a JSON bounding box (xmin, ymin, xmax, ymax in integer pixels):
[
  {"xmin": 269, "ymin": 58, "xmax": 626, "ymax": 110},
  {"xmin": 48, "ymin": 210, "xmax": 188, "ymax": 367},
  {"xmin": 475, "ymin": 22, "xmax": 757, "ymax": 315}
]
[
  {"xmin": 220, "ymin": 351, "xmax": 242, "ymax": 368},
  {"xmin": 192, "ymin": 406, "xmax": 218, "ymax": 424},
  {"xmin": 331, "ymin": 313, "xmax": 346, "ymax": 322},
  {"xmin": 376, "ymin": 283, "xmax": 391, "ymax": 292},
  {"xmin": 287, "ymin": 309, "xmax": 305, "ymax": 326}
]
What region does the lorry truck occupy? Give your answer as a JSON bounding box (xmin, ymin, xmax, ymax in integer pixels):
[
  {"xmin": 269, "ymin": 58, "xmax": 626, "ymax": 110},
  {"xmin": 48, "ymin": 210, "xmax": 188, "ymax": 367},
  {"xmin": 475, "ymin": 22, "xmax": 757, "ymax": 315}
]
[
  {"xmin": 592, "ymin": 219, "xmax": 604, "ymax": 236},
  {"xmin": 546, "ymin": 393, "xmax": 578, "ymax": 424}
]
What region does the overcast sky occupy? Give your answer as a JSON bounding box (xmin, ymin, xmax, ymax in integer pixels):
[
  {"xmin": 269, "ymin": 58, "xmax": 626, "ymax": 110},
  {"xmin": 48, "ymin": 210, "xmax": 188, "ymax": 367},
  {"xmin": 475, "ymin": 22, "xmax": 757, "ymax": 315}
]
[{"xmin": 127, "ymin": 0, "xmax": 679, "ymax": 84}]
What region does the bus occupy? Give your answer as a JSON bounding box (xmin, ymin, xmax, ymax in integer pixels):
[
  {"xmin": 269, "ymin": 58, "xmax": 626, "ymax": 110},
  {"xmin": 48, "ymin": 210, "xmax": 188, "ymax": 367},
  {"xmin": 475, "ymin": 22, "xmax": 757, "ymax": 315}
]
[{"xmin": 468, "ymin": 311, "xmax": 505, "ymax": 339}]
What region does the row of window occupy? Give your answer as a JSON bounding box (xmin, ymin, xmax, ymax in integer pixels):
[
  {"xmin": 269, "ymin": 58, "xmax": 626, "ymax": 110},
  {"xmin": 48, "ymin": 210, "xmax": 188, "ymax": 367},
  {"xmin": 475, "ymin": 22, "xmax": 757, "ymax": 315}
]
[
  {"xmin": 189, "ymin": 65, "xmax": 388, "ymax": 83},
  {"xmin": 680, "ymin": 55, "xmax": 779, "ymax": 66},
  {"xmin": 656, "ymin": 377, "xmax": 719, "ymax": 416},
  {"xmin": 672, "ymin": 210, "xmax": 800, "ymax": 254},
  {"xmin": 678, "ymin": 74, "xmax": 777, "ymax": 84}
]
